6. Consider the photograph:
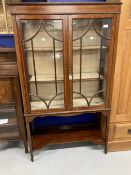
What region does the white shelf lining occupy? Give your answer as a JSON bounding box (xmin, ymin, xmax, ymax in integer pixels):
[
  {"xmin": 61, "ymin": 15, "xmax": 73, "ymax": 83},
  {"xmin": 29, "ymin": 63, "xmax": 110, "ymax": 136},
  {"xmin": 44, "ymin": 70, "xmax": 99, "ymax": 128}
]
[
  {"xmin": 30, "ymin": 72, "xmax": 104, "ymax": 82},
  {"xmin": 25, "ymin": 45, "xmax": 108, "ymax": 52}
]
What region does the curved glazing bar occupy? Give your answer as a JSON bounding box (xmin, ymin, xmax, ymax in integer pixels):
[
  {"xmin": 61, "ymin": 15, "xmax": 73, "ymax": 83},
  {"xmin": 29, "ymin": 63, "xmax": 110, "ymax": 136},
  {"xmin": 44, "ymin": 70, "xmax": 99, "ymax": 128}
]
[
  {"xmin": 92, "ymin": 20, "xmax": 111, "ymax": 40},
  {"xmin": 73, "ymin": 19, "xmax": 93, "ymax": 41},
  {"xmin": 47, "ymin": 93, "xmax": 64, "ymax": 108},
  {"xmin": 73, "ymin": 91, "xmax": 90, "ymax": 106},
  {"xmin": 30, "ymin": 94, "xmax": 48, "ymax": 108},
  {"xmin": 23, "ymin": 20, "xmax": 63, "ymax": 43},
  {"xmin": 30, "ymin": 93, "xmax": 64, "ymax": 110},
  {"xmin": 88, "ymin": 89, "xmax": 106, "ymax": 105},
  {"xmin": 73, "ymin": 19, "xmax": 111, "ymax": 42}
]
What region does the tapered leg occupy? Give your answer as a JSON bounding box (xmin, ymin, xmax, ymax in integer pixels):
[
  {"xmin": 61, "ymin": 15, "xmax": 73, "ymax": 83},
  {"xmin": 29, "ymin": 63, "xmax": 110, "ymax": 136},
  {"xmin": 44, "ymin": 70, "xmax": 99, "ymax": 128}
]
[
  {"xmin": 104, "ymin": 112, "xmax": 110, "ymax": 154},
  {"xmin": 23, "ymin": 139, "xmax": 28, "ymax": 153},
  {"xmin": 25, "ymin": 117, "xmax": 34, "ymax": 162},
  {"xmin": 13, "ymin": 78, "xmax": 29, "ymax": 154}
]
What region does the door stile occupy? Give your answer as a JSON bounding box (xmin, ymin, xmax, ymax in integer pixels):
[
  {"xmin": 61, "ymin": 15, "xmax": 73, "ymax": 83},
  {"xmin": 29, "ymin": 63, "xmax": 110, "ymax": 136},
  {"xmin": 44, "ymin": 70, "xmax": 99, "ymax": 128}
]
[
  {"xmin": 68, "ymin": 16, "xmax": 73, "ymax": 111},
  {"xmin": 62, "ymin": 15, "xmax": 69, "ymax": 111},
  {"xmin": 105, "ymin": 15, "xmax": 120, "ymax": 108},
  {"xmin": 14, "ymin": 15, "xmax": 31, "ymax": 114}
]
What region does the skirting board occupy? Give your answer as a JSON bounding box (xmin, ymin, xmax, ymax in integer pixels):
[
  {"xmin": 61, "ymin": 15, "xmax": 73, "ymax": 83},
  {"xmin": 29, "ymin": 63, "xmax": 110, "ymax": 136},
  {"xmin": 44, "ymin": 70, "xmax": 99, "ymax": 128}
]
[{"xmin": 107, "ymin": 140, "xmax": 131, "ymax": 152}]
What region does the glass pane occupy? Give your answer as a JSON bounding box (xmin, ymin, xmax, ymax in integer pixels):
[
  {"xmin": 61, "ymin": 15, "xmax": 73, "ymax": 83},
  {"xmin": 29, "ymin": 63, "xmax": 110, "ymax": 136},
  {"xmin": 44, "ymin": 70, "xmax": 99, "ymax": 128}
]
[
  {"xmin": 72, "ymin": 18, "xmax": 112, "ymax": 107},
  {"xmin": 22, "ymin": 19, "xmax": 65, "ymax": 111},
  {"xmin": 0, "ymin": 106, "xmax": 19, "ymax": 139}
]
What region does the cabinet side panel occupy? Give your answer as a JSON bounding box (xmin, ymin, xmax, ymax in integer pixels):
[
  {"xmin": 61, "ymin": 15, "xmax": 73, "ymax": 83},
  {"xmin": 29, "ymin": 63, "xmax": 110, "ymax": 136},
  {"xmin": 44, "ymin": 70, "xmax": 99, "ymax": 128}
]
[
  {"xmin": 111, "ymin": 0, "xmax": 131, "ymax": 122},
  {"xmin": 108, "ymin": 0, "xmax": 131, "ymax": 151},
  {"xmin": 117, "ymin": 31, "xmax": 131, "ymax": 114}
]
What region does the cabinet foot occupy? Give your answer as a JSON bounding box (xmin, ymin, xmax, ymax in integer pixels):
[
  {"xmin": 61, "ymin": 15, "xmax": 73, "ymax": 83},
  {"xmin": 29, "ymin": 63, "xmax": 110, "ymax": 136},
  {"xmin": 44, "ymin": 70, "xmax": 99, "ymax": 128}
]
[
  {"xmin": 31, "ymin": 152, "xmax": 34, "ymax": 162},
  {"xmin": 24, "ymin": 143, "xmax": 28, "ymax": 153},
  {"xmin": 104, "ymin": 146, "xmax": 108, "ymax": 154}
]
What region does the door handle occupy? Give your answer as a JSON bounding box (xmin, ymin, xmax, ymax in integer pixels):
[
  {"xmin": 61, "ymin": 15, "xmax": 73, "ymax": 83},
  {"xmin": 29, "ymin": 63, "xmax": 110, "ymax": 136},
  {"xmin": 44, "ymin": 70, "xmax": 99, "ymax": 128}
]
[{"xmin": 128, "ymin": 129, "xmax": 131, "ymax": 135}]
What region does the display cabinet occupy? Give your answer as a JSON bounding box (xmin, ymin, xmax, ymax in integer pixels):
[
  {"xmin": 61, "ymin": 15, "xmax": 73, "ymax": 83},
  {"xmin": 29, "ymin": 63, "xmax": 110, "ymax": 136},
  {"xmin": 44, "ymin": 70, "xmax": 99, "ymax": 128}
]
[
  {"xmin": 0, "ymin": 48, "xmax": 27, "ymax": 152},
  {"xmin": 10, "ymin": 1, "xmax": 121, "ymax": 161}
]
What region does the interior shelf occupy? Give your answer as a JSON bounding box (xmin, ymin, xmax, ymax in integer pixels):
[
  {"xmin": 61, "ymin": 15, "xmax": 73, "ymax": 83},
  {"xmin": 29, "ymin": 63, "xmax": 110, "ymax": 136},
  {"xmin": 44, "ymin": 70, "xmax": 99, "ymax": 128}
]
[
  {"xmin": 32, "ymin": 127, "xmax": 104, "ymax": 150},
  {"xmin": 25, "ymin": 45, "xmax": 108, "ymax": 52},
  {"xmin": 31, "ymin": 97, "xmax": 104, "ymax": 110},
  {"xmin": 74, "ymin": 45, "xmax": 108, "ymax": 50},
  {"xmin": 30, "ymin": 72, "xmax": 104, "ymax": 83}
]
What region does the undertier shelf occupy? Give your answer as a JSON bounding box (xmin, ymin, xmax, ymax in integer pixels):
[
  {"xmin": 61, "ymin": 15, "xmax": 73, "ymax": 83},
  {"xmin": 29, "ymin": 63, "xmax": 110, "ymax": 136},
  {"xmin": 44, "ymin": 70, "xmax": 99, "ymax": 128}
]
[
  {"xmin": 30, "ymin": 72, "xmax": 104, "ymax": 82},
  {"xmin": 32, "ymin": 127, "xmax": 104, "ymax": 150},
  {"xmin": 31, "ymin": 97, "xmax": 104, "ymax": 110},
  {"xmin": 0, "ymin": 118, "xmax": 19, "ymax": 140}
]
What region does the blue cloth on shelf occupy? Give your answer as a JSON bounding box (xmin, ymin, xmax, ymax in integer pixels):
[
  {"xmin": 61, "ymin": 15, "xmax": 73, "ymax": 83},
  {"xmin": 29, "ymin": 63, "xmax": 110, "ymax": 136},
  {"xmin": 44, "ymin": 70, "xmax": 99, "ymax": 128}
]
[
  {"xmin": 22, "ymin": 0, "xmax": 106, "ymax": 2},
  {"xmin": 0, "ymin": 34, "xmax": 15, "ymax": 48},
  {"xmin": 48, "ymin": 0, "xmax": 106, "ymax": 2},
  {"xmin": 33, "ymin": 113, "xmax": 99, "ymax": 127}
]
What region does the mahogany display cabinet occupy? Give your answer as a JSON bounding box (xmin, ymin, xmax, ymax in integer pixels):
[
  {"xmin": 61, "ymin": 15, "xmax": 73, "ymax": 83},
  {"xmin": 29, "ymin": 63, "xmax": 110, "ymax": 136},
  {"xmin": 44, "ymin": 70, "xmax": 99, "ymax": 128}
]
[
  {"xmin": 10, "ymin": 0, "xmax": 121, "ymax": 161},
  {"xmin": 0, "ymin": 48, "xmax": 27, "ymax": 152}
]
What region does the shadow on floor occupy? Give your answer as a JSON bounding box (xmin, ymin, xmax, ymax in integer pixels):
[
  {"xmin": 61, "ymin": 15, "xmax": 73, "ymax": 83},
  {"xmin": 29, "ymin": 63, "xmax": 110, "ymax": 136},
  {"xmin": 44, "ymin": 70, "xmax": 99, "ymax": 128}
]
[
  {"xmin": 0, "ymin": 141, "xmax": 23, "ymax": 150},
  {"xmin": 34, "ymin": 141, "xmax": 104, "ymax": 155}
]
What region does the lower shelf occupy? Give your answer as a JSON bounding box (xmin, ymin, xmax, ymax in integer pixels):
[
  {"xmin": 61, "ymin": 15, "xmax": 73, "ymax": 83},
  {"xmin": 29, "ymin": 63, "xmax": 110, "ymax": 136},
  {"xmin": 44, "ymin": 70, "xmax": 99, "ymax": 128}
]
[
  {"xmin": 30, "ymin": 72, "xmax": 104, "ymax": 82},
  {"xmin": 0, "ymin": 132, "xmax": 19, "ymax": 140},
  {"xmin": 32, "ymin": 127, "xmax": 104, "ymax": 150},
  {"xmin": 0, "ymin": 118, "xmax": 19, "ymax": 140}
]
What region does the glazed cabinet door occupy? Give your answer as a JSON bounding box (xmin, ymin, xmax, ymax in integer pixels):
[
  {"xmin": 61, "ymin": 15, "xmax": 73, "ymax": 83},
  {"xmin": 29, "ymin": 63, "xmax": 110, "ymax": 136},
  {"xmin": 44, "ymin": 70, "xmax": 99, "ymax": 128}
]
[
  {"xmin": 68, "ymin": 15, "xmax": 115, "ymax": 110},
  {"xmin": 16, "ymin": 15, "xmax": 68, "ymax": 113}
]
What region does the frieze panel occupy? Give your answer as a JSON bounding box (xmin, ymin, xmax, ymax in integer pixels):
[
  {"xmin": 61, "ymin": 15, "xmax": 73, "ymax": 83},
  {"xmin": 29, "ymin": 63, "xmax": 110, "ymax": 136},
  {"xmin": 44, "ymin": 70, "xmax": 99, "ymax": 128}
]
[
  {"xmin": 0, "ymin": 80, "xmax": 14, "ymax": 103},
  {"xmin": 0, "ymin": 87, "xmax": 6, "ymax": 98}
]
